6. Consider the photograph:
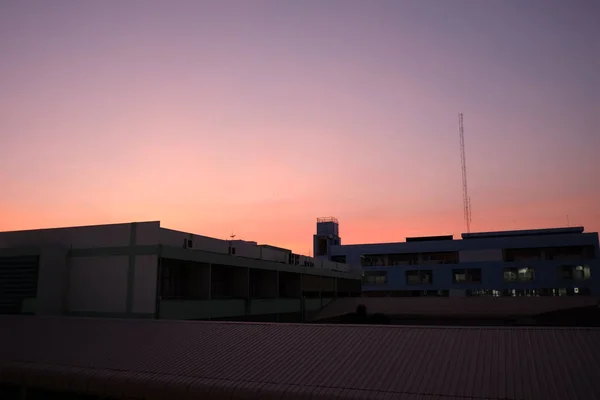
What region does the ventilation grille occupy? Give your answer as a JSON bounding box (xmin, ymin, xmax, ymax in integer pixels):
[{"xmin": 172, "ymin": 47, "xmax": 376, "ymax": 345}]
[{"xmin": 0, "ymin": 256, "xmax": 39, "ymax": 314}]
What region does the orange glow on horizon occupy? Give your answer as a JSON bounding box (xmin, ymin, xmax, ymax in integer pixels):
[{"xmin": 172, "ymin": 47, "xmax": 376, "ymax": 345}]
[{"xmin": 1, "ymin": 2, "xmax": 598, "ymax": 254}]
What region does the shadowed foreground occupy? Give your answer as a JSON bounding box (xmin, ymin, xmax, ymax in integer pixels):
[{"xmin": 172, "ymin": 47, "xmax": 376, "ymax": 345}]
[{"xmin": 1, "ymin": 315, "xmax": 600, "ymax": 399}]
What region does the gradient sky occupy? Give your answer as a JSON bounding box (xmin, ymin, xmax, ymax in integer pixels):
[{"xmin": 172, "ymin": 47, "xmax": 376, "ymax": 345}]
[{"xmin": 1, "ymin": 0, "xmax": 599, "ymax": 254}]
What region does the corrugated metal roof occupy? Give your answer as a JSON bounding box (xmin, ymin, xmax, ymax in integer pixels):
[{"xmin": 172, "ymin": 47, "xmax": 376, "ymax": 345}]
[
  {"xmin": 1, "ymin": 316, "xmax": 600, "ymax": 400},
  {"xmin": 313, "ymin": 296, "xmax": 600, "ymax": 321}
]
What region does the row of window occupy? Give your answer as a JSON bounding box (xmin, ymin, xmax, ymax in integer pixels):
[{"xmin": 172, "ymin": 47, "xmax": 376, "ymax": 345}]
[
  {"xmin": 363, "ymin": 265, "xmax": 592, "ymax": 285},
  {"xmin": 358, "ymin": 245, "xmax": 596, "ymax": 267}
]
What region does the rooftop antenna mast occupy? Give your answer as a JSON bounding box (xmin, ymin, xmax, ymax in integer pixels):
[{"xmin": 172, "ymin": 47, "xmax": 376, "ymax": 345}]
[{"xmin": 459, "ymin": 113, "xmax": 472, "ymax": 233}]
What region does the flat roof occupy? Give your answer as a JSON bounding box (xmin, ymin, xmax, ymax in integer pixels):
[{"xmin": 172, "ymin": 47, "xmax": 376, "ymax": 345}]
[
  {"xmin": 1, "ymin": 316, "xmax": 599, "ymax": 400},
  {"xmin": 462, "ymin": 226, "xmax": 585, "ymax": 239},
  {"xmin": 406, "ymin": 235, "xmax": 453, "ymax": 242}
]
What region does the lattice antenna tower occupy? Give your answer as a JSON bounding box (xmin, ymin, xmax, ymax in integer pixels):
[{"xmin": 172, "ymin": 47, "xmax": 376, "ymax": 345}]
[{"xmin": 459, "ymin": 113, "xmax": 472, "ymax": 233}]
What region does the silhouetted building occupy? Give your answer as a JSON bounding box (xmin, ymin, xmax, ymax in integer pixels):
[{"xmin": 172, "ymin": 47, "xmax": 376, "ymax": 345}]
[
  {"xmin": 0, "ymin": 221, "xmax": 361, "ymax": 320},
  {"xmin": 313, "ymin": 218, "xmax": 600, "ymax": 297}
]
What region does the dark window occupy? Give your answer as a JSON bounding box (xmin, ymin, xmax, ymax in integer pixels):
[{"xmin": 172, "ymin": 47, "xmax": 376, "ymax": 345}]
[
  {"xmin": 0, "ymin": 256, "xmax": 40, "ymax": 315},
  {"xmin": 363, "ymin": 271, "xmax": 387, "ymax": 285},
  {"xmin": 559, "ymin": 265, "xmax": 573, "ymax": 280},
  {"xmin": 387, "ymin": 253, "xmax": 419, "ymax": 266},
  {"xmin": 545, "ymin": 246, "xmax": 595, "ymax": 261},
  {"xmin": 452, "ymin": 268, "xmax": 482, "ymax": 284},
  {"xmin": 316, "ymin": 238, "xmax": 328, "ymax": 256},
  {"xmin": 503, "ymin": 267, "xmax": 534, "ymax": 282},
  {"xmin": 503, "ymin": 248, "xmax": 542, "ymax": 262},
  {"xmin": 406, "ymin": 270, "xmax": 433, "ymax": 285},
  {"xmin": 331, "ymin": 255, "xmax": 346, "ymax": 263},
  {"xmin": 419, "ymin": 252, "xmax": 459, "ymax": 264},
  {"xmin": 361, "ymin": 254, "xmax": 387, "ymax": 266}
]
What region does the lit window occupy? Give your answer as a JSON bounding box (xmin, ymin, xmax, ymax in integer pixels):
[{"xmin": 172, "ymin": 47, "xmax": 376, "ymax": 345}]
[
  {"xmin": 453, "ymin": 269, "xmax": 481, "ymax": 283},
  {"xmin": 503, "ymin": 267, "xmax": 534, "ymax": 282},
  {"xmin": 518, "ymin": 267, "xmax": 534, "ymax": 281},
  {"xmin": 574, "ymin": 265, "xmax": 591, "ymax": 280},
  {"xmin": 559, "ymin": 265, "xmax": 591, "ymax": 280},
  {"xmin": 363, "ymin": 271, "xmax": 388, "ymax": 285},
  {"xmin": 406, "ymin": 270, "xmax": 433, "ymax": 285}
]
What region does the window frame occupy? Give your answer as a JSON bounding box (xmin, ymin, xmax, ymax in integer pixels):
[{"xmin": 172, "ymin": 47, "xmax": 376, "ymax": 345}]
[
  {"xmin": 503, "ymin": 267, "xmax": 534, "ymax": 282},
  {"xmin": 405, "ymin": 270, "xmax": 433, "ymax": 285},
  {"xmin": 362, "ymin": 271, "xmax": 388, "ymax": 285},
  {"xmin": 559, "ymin": 265, "xmax": 591, "ymax": 281},
  {"xmin": 452, "ymin": 268, "xmax": 482, "ymax": 284}
]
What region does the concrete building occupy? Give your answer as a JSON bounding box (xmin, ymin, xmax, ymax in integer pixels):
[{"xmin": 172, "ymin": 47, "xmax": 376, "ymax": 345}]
[
  {"xmin": 0, "ymin": 221, "xmax": 361, "ymax": 321},
  {"xmin": 313, "ymin": 218, "xmax": 600, "ymax": 297}
]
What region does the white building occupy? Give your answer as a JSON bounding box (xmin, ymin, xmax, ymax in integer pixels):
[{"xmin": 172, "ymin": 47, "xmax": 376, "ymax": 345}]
[{"xmin": 0, "ymin": 221, "xmax": 361, "ymax": 320}]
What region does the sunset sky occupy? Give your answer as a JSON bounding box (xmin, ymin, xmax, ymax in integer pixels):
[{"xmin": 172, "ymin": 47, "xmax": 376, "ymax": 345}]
[{"xmin": 1, "ymin": 0, "xmax": 599, "ymax": 254}]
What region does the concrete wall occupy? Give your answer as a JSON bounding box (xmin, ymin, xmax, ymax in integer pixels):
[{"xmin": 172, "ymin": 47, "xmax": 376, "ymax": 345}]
[
  {"xmin": 68, "ymin": 256, "xmax": 129, "ymax": 313},
  {"xmin": 232, "ymin": 241, "xmax": 261, "ymax": 259},
  {"xmin": 159, "ymin": 228, "xmax": 229, "ymax": 254},
  {"xmin": 0, "ymin": 221, "xmax": 159, "ymax": 249},
  {"xmin": 0, "ymin": 222, "xmax": 161, "ymax": 317},
  {"xmin": 136, "ymin": 222, "xmax": 161, "ymax": 246},
  {"xmin": 260, "ymin": 246, "xmax": 289, "ymax": 263},
  {"xmin": 68, "ymin": 253, "xmax": 158, "ymax": 315},
  {"xmin": 459, "ymin": 249, "xmax": 503, "ymax": 262},
  {"xmin": 35, "ymin": 246, "xmax": 69, "ymax": 315},
  {"xmin": 319, "ymin": 260, "xmax": 348, "ymax": 272},
  {"xmin": 132, "ymin": 255, "xmax": 158, "ymax": 314}
]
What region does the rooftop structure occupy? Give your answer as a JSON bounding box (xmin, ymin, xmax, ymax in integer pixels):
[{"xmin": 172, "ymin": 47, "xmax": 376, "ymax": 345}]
[
  {"xmin": 0, "ymin": 221, "xmax": 361, "ymax": 321},
  {"xmin": 1, "ymin": 315, "xmax": 599, "ymax": 400},
  {"xmin": 313, "ymin": 219, "xmax": 600, "ymax": 297}
]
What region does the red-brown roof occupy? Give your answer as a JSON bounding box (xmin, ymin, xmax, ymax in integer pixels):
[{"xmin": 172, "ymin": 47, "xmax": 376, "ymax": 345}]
[
  {"xmin": 1, "ymin": 315, "xmax": 600, "ymax": 400},
  {"xmin": 313, "ymin": 296, "xmax": 600, "ymax": 321}
]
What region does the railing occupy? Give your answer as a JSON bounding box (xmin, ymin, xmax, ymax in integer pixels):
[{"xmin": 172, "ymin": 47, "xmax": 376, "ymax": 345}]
[{"xmin": 317, "ymin": 217, "xmax": 339, "ymax": 224}]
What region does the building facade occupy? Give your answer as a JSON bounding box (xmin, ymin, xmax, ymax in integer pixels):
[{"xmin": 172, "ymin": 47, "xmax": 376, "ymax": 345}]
[
  {"xmin": 313, "ymin": 218, "xmax": 600, "ymax": 297},
  {"xmin": 0, "ymin": 221, "xmax": 361, "ymax": 321}
]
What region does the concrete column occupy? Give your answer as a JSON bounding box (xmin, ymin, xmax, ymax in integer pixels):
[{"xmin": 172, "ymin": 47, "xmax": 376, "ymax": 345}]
[
  {"xmin": 319, "ymin": 276, "xmax": 323, "ymax": 307},
  {"xmin": 246, "ymin": 267, "xmax": 250, "ymax": 315},
  {"xmin": 207, "ymin": 263, "xmax": 212, "ymax": 300}
]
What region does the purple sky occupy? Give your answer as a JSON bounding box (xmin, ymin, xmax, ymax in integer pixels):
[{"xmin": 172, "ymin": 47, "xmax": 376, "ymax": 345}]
[{"xmin": 1, "ymin": 0, "xmax": 599, "ymax": 252}]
